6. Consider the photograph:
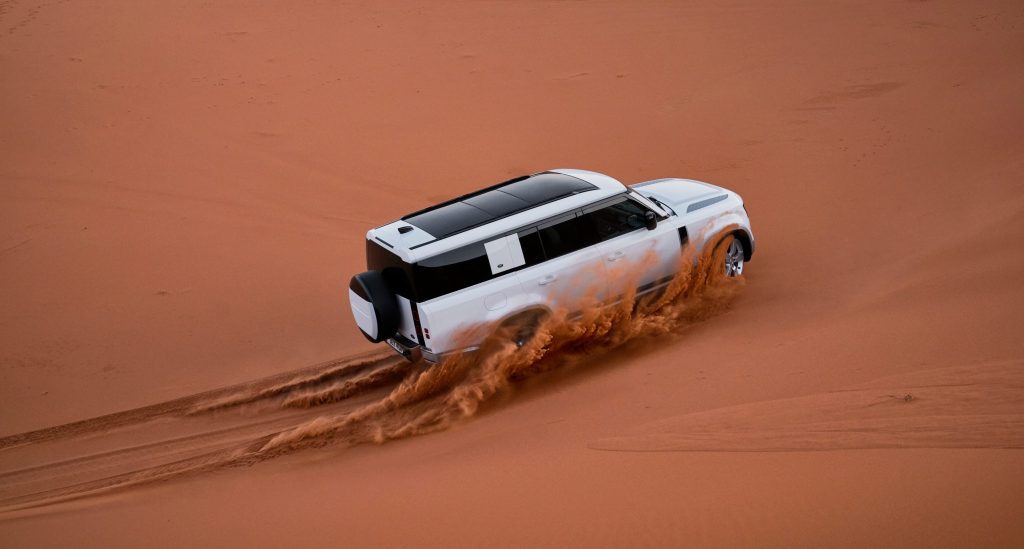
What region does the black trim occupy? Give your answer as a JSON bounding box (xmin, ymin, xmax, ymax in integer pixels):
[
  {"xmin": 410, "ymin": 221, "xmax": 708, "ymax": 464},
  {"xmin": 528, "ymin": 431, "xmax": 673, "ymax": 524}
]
[
  {"xmin": 686, "ymin": 194, "xmax": 728, "ymax": 213},
  {"xmin": 536, "ymin": 210, "xmax": 579, "ymax": 231},
  {"xmin": 636, "ymin": 277, "xmax": 666, "ymax": 294},
  {"xmin": 677, "ymin": 226, "xmax": 689, "ymax": 250},
  {"xmin": 604, "ymin": 274, "xmax": 675, "ymax": 310},
  {"xmin": 410, "ymin": 302, "xmax": 425, "ymax": 346},
  {"xmin": 735, "ymin": 229, "xmax": 755, "ymax": 261},
  {"xmin": 374, "ymin": 236, "xmax": 394, "ymax": 248},
  {"xmin": 386, "ymin": 335, "xmax": 422, "ymax": 362},
  {"xmin": 390, "ymin": 333, "xmax": 419, "ymax": 349},
  {"xmin": 580, "ymin": 192, "xmax": 630, "ymax": 214}
]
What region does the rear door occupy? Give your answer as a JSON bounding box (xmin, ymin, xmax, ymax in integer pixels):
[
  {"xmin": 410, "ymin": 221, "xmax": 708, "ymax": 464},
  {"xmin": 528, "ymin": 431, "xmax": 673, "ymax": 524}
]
[
  {"xmin": 581, "ymin": 196, "xmax": 681, "ymax": 301},
  {"xmin": 413, "ymin": 239, "xmax": 526, "ymax": 354},
  {"xmin": 515, "ymin": 212, "xmax": 609, "ymax": 310}
]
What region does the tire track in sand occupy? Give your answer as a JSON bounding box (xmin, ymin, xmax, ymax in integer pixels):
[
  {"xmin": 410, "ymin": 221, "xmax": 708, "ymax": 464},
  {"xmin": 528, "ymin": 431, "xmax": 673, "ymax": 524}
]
[
  {"xmin": 0, "ymin": 351, "xmax": 411, "ymax": 512},
  {"xmin": 0, "ymin": 350, "xmax": 399, "ymax": 451}
]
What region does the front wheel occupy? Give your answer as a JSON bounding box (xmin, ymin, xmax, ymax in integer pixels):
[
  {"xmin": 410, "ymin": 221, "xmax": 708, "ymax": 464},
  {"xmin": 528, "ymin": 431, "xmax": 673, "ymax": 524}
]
[{"xmin": 724, "ymin": 238, "xmax": 744, "ymax": 277}]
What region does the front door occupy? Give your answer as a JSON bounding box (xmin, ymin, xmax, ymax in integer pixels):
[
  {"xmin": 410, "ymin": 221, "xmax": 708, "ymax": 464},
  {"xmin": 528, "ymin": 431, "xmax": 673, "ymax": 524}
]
[{"xmin": 582, "ymin": 196, "xmax": 681, "ymax": 302}]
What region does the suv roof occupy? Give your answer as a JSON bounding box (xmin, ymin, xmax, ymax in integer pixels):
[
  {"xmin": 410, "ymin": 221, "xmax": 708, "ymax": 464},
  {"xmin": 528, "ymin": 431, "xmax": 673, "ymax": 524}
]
[
  {"xmin": 369, "ymin": 169, "xmax": 627, "ymax": 263},
  {"xmin": 401, "ymin": 172, "xmax": 596, "ymax": 239}
]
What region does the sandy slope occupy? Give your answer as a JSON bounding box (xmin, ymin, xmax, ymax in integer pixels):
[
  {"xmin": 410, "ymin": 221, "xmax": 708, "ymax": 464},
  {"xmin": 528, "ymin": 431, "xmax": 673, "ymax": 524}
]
[{"xmin": 1, "ymin": 0, "xmax": 1023, "ymax": 547}]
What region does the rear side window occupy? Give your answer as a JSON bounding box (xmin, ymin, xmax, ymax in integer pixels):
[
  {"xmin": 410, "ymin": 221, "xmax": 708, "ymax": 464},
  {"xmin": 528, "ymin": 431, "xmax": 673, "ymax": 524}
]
[
  {"xmin": 537, "ymin": 213, "xmax": 599, "ymax": 259},
  {"xmin": 581, "ymin": 197, "xmax": 650, "ymax": 242},
  {"xmin": 518, "ymin": 228, "xmax": 545, "ymax": 266},
  {"xmin": 412, "ymin": 226, "xmax": 545, "ymax": 302},
  {"xmin": 366, "ymin": 240, "xmax": 415, "ymax": 299},
  {"xmin": 414, "ymin": 243, "xmax": 492, "ymax": 302}
]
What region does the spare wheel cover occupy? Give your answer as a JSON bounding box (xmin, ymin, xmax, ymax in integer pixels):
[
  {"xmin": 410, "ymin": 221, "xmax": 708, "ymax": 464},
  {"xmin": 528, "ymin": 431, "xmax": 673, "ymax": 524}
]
[{"xmin": 348, "ymin": 271, "xmax": 399, "ymax": 343}]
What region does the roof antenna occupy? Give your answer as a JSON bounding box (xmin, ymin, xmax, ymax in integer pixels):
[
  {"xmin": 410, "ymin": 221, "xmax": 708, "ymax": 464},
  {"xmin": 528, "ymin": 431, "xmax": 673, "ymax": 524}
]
[{"xmin": 398, "ymin": 226, "xmax": 413, "ymax": 234}]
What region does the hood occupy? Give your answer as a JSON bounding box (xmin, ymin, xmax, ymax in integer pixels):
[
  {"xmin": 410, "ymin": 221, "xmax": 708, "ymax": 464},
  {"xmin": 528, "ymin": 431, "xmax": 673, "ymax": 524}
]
[{"xmin": 629, "ymin": 178, "xmax": 727, "ymax": 211}]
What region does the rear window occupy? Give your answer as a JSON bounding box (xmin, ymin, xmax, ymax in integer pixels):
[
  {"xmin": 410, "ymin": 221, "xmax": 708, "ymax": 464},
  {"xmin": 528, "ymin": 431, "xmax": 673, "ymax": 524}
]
[
  {"xmin": 413, "ymin": 242, "xmax": 492, "ymax": 301},
  {"xmin": 366, "ymin": 240, "xmax": 415, "ymax": 299}
]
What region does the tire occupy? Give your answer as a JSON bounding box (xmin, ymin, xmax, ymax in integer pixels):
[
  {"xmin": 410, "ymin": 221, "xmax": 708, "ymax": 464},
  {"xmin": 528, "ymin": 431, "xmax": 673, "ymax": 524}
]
[
  {"xmin": 497, "ymin": 309, "xmax": 547, "ymax": 349},
  {"xmin": 513, "ymin": 315, "xmax": 542, "ymax": 349},
  {"xmin": 724, "ymin": 237, "xmax": 745, "ymax": 277},
  {"xmin": 348, "ymin": 271, "xmax": 400, "ymax": 343}
]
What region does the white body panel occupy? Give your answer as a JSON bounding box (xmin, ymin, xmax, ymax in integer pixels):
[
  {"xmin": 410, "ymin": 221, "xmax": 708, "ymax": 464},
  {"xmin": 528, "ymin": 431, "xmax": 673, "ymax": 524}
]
[
  {"xmin": 631, "ymin": 178, "xmax": 754, "ymax": 257},
  {"xmin": 484, "ymin": 234, "xmax": 526, "ymax": 274},
  {"xmin": 514, "ymin": 237, "xmax": 609, "ymax": 311},
  {"xmin": 416, "ymin": 269, "xmax": 526, "ymax": 355},
  {"xmin": 597, "ymin": 221, "xmax": 680, "ymax": 300},
  {"xmin": 348, "ymin": 289, "xmax": 377, "ymax": 338}
]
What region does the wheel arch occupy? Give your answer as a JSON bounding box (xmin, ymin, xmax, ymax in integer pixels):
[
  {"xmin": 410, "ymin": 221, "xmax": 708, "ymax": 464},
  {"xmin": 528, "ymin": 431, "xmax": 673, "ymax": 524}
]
[
  {"xmin": 731, "ymin": 228, "xmax": 754, "ymax": 261},
  {"xmin": 499, "ymin": 305, "xmax": 553, "ymax": 327}
]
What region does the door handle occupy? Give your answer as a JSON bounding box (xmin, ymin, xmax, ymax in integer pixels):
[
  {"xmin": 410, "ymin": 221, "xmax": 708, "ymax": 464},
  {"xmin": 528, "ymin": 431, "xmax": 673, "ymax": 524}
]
[
  {"xmin": 538, "ymin": 274, "xmax": 558, "ymax": 286},
  {"xmin": 607, "ymin": 251, "xmax": 625, "ymax": 262}
]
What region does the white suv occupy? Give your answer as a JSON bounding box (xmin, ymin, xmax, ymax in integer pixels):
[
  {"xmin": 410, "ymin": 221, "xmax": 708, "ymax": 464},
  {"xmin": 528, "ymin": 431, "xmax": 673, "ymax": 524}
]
[{"xmin": 348, "ymin": 168, "xmax": 754, "ymax": 363}]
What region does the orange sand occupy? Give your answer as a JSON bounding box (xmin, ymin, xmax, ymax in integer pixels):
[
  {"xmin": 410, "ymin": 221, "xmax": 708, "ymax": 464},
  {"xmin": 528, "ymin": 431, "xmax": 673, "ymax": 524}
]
[{"xmin": 2, "ymin": 0, "xmax": 1023, "ymax": 546}]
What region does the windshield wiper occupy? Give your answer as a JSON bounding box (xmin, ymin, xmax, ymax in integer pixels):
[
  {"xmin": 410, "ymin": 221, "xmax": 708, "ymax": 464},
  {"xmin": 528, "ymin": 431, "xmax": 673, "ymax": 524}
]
[{"xmin": 649, "ymin": 196, "xmax": 675, "ymax": 216}]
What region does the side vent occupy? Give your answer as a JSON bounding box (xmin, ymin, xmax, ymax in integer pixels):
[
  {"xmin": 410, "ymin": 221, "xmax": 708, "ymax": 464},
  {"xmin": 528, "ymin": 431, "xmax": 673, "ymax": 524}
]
[{"xmin": 678, "ymin": 226, "xmax": 689, "ymax": 251}]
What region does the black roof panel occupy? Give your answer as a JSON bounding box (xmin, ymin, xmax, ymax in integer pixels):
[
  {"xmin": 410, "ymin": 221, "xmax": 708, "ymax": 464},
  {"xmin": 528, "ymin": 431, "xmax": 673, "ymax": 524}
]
[
  {"xmin": 462, "ymin": 190, "xmax": 530, "ymax": 216},
  {"xmin": 403, "ymin": 201, "xmax": 492, "ymax": 239},
  {"xmin": 402, "ymin": 172, "xmax": 596, "ymax": 239},
  {"xmin": 501, "ymin": 173, "xmax": 595, "ymax": 203}
]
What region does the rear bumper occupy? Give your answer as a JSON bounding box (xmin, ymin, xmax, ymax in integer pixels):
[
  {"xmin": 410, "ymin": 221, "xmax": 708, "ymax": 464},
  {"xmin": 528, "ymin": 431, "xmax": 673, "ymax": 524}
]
[
  {"xmin": 421, "ymin": 348, "xmax": 441, "ymax": 364},
  {"xmin": 386, "ymin": 336, "xmax": 479, "ymax": 365},
  {"xmin": 420, "ymin": 345, "xmax": 481, "ymax": 364},
  {"xmin": 385, "ymin": 335, "xmax": 422, "ymax": 362}
]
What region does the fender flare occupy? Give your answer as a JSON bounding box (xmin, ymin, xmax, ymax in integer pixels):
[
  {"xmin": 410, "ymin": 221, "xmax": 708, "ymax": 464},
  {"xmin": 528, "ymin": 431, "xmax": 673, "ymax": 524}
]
[{"xmin": 694, "ymin": 213, "xmax": 755, "ymax": 262}]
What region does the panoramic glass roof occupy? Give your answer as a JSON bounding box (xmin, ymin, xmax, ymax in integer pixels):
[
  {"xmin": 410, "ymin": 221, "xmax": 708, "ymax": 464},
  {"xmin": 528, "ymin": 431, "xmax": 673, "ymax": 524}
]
[{"xmin": 401, "ymin": 173, "xmax": 596, "ymax": 239}]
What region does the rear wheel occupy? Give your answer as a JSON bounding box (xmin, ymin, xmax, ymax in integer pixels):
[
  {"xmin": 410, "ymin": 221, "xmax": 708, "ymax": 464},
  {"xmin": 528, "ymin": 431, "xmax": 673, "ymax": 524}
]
[
  {"xmin": 724, "ymin": 238, "xmax": 744, "ymax": 277},
  {"xmin": 499, "ymin": 310, "xmax": 547, "ymax": 349},
  {"xmin": 513, "ymin": 322, "xmax": 538, "ymax": 349}
]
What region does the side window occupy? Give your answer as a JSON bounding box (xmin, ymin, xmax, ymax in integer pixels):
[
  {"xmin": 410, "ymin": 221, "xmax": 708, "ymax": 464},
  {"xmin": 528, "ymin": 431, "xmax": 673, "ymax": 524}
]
[
  {"xmin": 537, "ymin": 213, "xmax": 598, "ymax": 259},
  {"xmin": 581, "ymin": 198, "xmax": 650, "ymax": 242},
  {"xmin": 413, "ymin": 227, "xmax": 546, "ymax": 301},
  {"xmin": 518, "ymin": 228, "xmax": 545, "ymax": 266},
  {"xmin": 414, "ymin": 244, "xmax": 492, "ymax": 301}
]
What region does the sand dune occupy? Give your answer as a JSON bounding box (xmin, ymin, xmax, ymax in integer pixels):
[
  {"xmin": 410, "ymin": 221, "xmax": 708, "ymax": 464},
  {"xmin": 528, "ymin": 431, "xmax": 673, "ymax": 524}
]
[
  {"xmin": 1, "ymin": 0, "xmax": 1023, "ymax": 547},
  {"xmin": 593, "ymin": 360, "xmax": 1024, "ymax": 453}
]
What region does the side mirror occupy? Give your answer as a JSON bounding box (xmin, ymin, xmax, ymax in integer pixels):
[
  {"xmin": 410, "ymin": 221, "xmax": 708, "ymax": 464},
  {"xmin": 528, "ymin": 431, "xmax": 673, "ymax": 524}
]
[{"xmin": 645, "ymin": 210, "xmax": 658, "ymax": 230}]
